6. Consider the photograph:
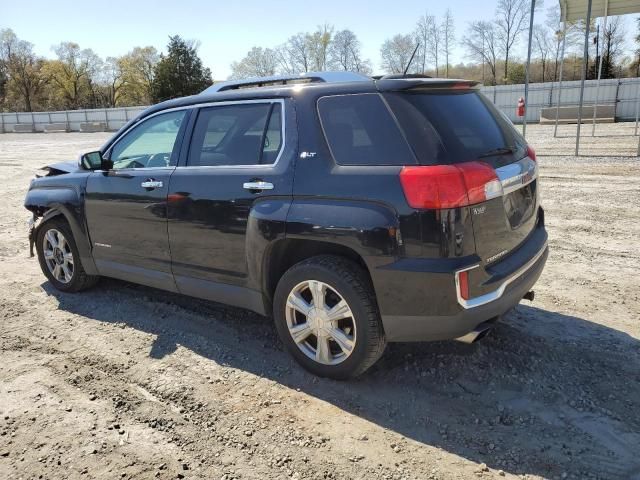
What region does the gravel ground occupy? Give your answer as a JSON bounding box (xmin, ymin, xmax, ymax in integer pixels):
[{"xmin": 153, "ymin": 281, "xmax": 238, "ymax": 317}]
[{"xmin": 0, "ymin": 127, "xmax": 639, "ymax": 480}]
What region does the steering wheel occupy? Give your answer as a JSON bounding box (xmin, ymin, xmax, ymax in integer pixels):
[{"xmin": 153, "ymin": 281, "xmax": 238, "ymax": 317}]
[
  {"xmin": 125, "ymin": 160, "xmax": 145, "ymax": 169},
  {"xmin": 147, "ymin": 153, "xmax": 169, "ymax": 167}
]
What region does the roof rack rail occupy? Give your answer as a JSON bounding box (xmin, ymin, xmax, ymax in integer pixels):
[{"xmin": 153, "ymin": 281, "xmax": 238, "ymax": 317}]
[{"xmin": 202, "ymin": 71, "xmax": 371, "ymax": 94}]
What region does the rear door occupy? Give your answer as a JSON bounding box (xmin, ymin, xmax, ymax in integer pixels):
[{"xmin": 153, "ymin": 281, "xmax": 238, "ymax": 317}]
[
  {"xmin": 85, "ymin": 109, "xmax": 188, "ymax": 289},
  {"xmin": 167, "ymin": 99, "xmax": 294, "ymax": 294},
  {"xmin": 384, "ymin": 89, "xmax": 539, "ymax": 263}
]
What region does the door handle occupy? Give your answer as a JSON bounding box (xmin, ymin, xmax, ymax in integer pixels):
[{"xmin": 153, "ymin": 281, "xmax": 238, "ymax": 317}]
[
  {"xmin": 243, "ymin": 181, "xmax": 274, "ymax": 191},
  {"xmin": 141, "ymin": 180, "xmax": 163, "ymax": 189}
]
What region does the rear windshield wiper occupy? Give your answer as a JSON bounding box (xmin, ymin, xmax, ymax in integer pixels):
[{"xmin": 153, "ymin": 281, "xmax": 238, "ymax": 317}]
[{"xmin": 477, "ymin": 146, "xmax": 516, "ymax": 158}]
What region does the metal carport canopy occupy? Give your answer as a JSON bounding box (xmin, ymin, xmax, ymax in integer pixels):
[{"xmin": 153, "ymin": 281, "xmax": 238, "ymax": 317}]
[{"xmin": 561, "ymin": 0, "xmax": 640, "ymax": 21}]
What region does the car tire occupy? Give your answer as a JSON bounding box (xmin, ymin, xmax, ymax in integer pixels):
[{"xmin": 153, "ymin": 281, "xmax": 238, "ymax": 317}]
[
  {"xmin": 273, "ymin": 255, "xmax": 386, "ymax": 379},
  {"xmin": 36, "ymin": 217, "xmax": 99, "ymax": 293}
]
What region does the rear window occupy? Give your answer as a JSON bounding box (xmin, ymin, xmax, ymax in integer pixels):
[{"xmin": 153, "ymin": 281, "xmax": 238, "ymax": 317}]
[
  {"xmin": 384, "ymin": 91, "xmax": 526, "ymax": 166},
  {"xmin": 318, "ymin": 94, "xmax": 416, "ymax": 166}
]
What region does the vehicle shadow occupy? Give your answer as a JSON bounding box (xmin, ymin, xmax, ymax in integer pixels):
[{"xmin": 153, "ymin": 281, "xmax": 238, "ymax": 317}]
[{"xmin": 43, "ymin": 278, "xmax": 640, "ymax": 480}]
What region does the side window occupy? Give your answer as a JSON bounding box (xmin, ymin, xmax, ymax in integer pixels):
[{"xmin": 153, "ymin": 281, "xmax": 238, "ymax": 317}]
[
  {"xmin": 188, "ymin": 102, "xmax": 282, "ymax": 167},
  {"xmin": 317, "ymin": 94, "xmax": 416, "ymax": 166},
  {"xmin": 109, "ymin": 110, "xmax": 187, "ymax": 169}
]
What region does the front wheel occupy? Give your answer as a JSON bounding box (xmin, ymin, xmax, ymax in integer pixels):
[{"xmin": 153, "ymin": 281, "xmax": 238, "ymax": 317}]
[
  {"xmin": 36, "ymin": 218, "xmax": 98, "ymax": 292},
  {"xmin": 273, "ymin": 255, "xmax": 386, "ymax": 379}
]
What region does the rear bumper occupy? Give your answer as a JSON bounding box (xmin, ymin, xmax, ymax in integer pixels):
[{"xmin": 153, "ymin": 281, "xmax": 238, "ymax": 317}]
[{"xmin": 379, "ymin": 227, "xmax": 548, "ymax": 342}]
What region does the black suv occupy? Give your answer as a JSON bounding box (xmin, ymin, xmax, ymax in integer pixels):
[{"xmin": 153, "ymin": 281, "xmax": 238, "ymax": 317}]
[{"xmin": 25, "ymin": 72, "xmax": 548, "ymax": 379}]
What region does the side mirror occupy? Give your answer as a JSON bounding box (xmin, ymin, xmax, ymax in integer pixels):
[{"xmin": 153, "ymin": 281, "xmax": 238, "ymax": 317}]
[{"xmin": 80, "ymin": 151, "xmax": 113, "ymax": 171}]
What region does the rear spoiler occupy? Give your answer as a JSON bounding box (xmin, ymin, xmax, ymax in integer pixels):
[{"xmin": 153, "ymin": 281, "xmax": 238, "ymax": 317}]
[{"xmin": 375, "ymin": 78, "xmax": 480, "ymax": 92}]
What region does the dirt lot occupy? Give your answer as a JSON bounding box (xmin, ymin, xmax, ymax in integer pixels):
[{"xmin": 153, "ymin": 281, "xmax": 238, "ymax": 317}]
[{"xmin": 1, "ymin": 127, "xmax": 639, "ymax": 480}]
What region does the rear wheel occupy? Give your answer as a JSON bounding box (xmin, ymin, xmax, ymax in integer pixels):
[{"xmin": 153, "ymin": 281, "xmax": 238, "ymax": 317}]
[
  {"xmin": 273, "ymin": 255, "xmax": 386, "ymax": 379},
  {"xmin": 36, "ymin": 218, "xmax": 98, "ymax": 292}
]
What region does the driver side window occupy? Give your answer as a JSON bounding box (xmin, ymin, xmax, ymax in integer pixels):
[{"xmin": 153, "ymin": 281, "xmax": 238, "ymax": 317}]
[{"xmin": 109, "ymin": 110, "xmax": 187, "ymax": 169}]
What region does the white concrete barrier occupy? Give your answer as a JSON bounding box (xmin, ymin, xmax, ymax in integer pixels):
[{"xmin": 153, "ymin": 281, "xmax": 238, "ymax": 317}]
[
  {"xmin": 13, "ymin": 124, "xmax": 35, "ymax": 133},
  {"xmin": 80, "ymin": 122, "xmax": 107, "ymax": 132},
  {"xmin": 43, "ymin": 123, "xmax": 69, "ymax": 133},
  {"xmin": 540, "ymin": 105, "xmax": 615, "ymax": 124}
]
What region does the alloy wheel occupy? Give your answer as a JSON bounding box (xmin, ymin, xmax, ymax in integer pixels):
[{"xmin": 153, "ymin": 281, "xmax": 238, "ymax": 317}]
[
  {"xmin": 285, "ymin": 280, "xmax": 356, "ymax": 365},
  {"xmin": 42, "ymin": 228, "xmax": 74, "ymax": 284}
]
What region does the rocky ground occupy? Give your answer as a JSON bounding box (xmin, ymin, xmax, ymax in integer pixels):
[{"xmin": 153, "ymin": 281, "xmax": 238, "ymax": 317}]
[{"xmin": 0, "ymin": 127, "xmax": 639, "ymax": 480}]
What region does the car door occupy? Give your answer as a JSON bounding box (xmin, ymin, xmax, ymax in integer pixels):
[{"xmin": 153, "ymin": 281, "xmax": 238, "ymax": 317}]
[
  {"xmin": 84, "ymin": 109, "xmax": 189, "ymax": 291},
  {"xmin": 167, "ymin": 99, "xmax": 294, "ymax": 300}
]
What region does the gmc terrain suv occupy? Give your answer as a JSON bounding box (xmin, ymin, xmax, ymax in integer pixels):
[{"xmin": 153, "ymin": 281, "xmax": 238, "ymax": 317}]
[{"xmin": 25, "ymin": 72, "xmax": 548, "ymax": 379}]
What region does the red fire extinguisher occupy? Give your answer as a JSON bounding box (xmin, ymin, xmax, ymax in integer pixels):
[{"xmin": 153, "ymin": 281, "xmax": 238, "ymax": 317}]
[{"xmin": 517, "ymin": 97, "xmax": 525, "ymax": 117}]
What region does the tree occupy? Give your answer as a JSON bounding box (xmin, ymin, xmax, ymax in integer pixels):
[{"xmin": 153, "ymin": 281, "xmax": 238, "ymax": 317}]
[
  {"xmin": 533, "ymin": 25, "xmax": 553, "ymax": 82},
  {"xmin": 277, "ymin": 33, "xmax": 312, "ymax": 73},
  {"xmin": 229, "ymin": 47, "xmax": 278, "ymax": 79},
  {"xmin": 414, "ymin": 13, "xmax": 441, "ymax": 75},
  {"xmin": 633, "ymin": 18, "xmax": 640, "ymax": 76},
  {"xmin": 328, "ymin": 29, "xmax": 371, "ymax": 73},
  {"xmin": 151, "ymin": 35, "xmax": 212, "ymax": 102},
  {"xmin": 494, "ymin": 0, "xmax": 530, "ymax": 82},
  {"xmin": 100, "ymin": 57, "xmax": 123, "ymax": 107},
  {"xmin": 414, "ymin": 12, "xmax": 433, "ymax": 73},
  {"xmin": 380, "ymin": 34, "xmax": 416, "ymax": 74},
  {"xmin": 441, "ymin": 9, "xmax": 455, "ymax": 77},
  {"xmin": 591, "ymin": 16, "xmax": 625, "ymax": 79},
  {"xmin": 118, "ymin": 47, "xmax": 158, "ymax": 105},
  {"xmin": 308, "ymin": 24, "xmax": 333, "ymax": 71},
  {"xmin": 462, "ymin": 21, "xmax": 499, "ymax": 85},
  {"xmin": 44, "ymin": 42, "xmax": 102, "ymax": 109},
  {"xmin": 0, "ymin": 29, "xmax": 47, "ymax": 111}
]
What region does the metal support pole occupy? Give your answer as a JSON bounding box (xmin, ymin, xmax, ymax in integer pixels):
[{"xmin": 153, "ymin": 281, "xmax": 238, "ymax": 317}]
[
  {"xmin": 591, "ymin": 0, "xmax": 609, "ymax": 136},
  {"xmin": 635, "ymin": 79, "xmax": 640, "ymax": 136},
  {"xmin": 554, "ymin": 1, "xmax": 568, "ymax": 138},
  {"xmin": 522, "ymin": 0, "xmax": 536, "ymax": 138},
  {"xmin": 575, "ymin": 0, "xmax": 593, "ymax": 156}
]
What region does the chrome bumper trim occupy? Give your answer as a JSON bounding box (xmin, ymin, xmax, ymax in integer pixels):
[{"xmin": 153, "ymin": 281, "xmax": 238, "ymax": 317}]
[{"xmin": 455, "ymin": 240, "xmax": 548, "ymax": 310}]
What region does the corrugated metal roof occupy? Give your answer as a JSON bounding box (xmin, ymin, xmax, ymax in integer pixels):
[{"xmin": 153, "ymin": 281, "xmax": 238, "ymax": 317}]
[{"xmin": 560, "ymin": 0, "xmax": 640, "ymax": 21}]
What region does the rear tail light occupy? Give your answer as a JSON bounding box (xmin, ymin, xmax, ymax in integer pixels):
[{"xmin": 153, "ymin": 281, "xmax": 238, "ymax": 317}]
[
  {"xmin": 457, "ymin": 270, "xmax": 470, "ymax": 300},
  {"xmin": 399, "ymin": 161, "xmax": 502, "ymax": 210},
  {"xmin": 527, "ymin": 145, "xmax": 537, "ymax": 162}
]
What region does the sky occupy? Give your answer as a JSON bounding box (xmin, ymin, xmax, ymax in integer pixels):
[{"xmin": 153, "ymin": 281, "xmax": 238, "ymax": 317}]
[{"xmin": 2, "ymin": 0, "xmax": 637, "ymax": 79}]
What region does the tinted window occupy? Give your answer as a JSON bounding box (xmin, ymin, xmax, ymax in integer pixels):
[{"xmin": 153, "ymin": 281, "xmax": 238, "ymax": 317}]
[
  {"xmin": 110, "ymin": 110, "xmax": 186, "ymax": 169},
  {"xmin": 188, "ymin": 102, "xmax": 282, "ymax": 167},
  {"xmin": 384, "ymin": 91, "xmax": 526, "ymax": 166},
  {"xmin": 318, "ymin": 94, "xmax": 416, "ymax": 166}
]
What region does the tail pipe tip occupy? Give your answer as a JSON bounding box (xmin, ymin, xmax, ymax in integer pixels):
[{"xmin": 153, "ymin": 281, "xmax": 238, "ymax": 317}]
[{"xmin": 523, "ymin": 290, "xmax": 535, "ymax": 302}]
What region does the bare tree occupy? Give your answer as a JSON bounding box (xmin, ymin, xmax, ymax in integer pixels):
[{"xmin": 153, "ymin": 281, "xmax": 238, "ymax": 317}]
[
  {"xmin": 414, "ymin": 13, "xmax": 440, "ymax": 75},
  {"xmin": 328, "ymin": 29, "xmax": 371, "ymax": 74},
  {"xmin": 533, "ymin": 24, "xmax": 553, "ymax": 82},
  {"xmin": 599, "ymin": 16, "xmax": 626, "ymax": 79},
  {"xmin": 277, "ymin": 33, "xmax": 312, "ymax": 73},
  {"xmin": 494, "ymin": 0, "xmax": 530, "ymax": 81},
  {"xmin": 380, "ymin": 34, "xmax": 416, "ymax": 74},
  {"xmin": 462, "ymin": 21, "xmax": 499, "ymax": 85},
  {"xmin": 441, "ymin": 9, "xmax": 455, "ymax": 77},
  {"xmin": 414, "ymin": 13, "xmax": 433, "ymax": 73},
  {"xmin": 229, "ymin": 47, "xmax": 278, "ymax": 79}
]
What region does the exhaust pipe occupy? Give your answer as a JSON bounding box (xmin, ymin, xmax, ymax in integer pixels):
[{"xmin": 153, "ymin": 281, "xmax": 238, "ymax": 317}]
[
  {"xmin": 523, "ymin": 290, "xmax": 535, "ymax": 301},
  {"xmin": 456, "ymin": 321, "xmax": 494, "ymax": 344}
]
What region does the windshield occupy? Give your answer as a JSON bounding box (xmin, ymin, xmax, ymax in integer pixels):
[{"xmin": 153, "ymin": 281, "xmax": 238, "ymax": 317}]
[{"xmin": 384, "ymin": 90, "xmax": 526, "ymax": 167}]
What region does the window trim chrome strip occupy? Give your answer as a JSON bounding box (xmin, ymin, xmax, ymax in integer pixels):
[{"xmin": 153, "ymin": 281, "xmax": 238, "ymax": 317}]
[{"xmin": 454, "ymin": 240, "xmax": 548, "ymax": 310}]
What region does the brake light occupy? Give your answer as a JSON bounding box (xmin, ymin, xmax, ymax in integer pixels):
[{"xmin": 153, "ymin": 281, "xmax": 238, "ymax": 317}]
[
  {"xmin": 399, "ymin": 161, "xmax": 502, "ymax": 210},
  {"xmin": 527, "ymin": 145, "xmax": 537, "ymax": 162}
]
